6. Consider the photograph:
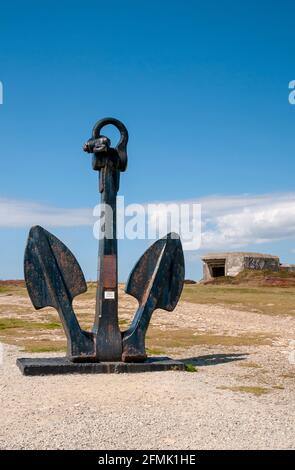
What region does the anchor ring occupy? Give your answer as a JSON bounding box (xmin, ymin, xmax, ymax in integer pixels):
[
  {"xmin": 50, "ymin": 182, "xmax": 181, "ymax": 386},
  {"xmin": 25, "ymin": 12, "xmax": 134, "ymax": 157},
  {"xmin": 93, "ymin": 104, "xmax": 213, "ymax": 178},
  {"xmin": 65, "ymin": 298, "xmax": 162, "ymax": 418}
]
[{"xmin": 92, "ymin": 117, "xmax": 128, "ymax": 172}]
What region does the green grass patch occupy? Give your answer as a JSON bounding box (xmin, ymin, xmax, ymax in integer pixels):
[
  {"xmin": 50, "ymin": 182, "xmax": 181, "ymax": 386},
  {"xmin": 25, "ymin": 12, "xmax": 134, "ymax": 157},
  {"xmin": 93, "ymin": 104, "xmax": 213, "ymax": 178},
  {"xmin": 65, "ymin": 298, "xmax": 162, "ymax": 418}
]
[
  {"xmin": 146, "ymin": 347, "xmax": 166, "ymax": 356},
  {"xmin": 0, "ymin": 318, "xmax": 61, "ymax": 330},
  {"xmin": 0, "ymin": 286, "xmax": 10, "ymax": 294},
  {"xmin": 184, "ymin": 363, "xmax": 198, "ymax": 372},
  {"xmin": 24, "ymin": 343, "xmax": 66, "ymax": 353}
]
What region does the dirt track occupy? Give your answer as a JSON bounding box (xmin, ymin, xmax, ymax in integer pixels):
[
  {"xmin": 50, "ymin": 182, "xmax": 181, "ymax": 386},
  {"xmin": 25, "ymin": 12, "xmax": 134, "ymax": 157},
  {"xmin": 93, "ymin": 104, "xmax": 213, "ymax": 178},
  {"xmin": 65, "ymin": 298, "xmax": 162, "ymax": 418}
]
[{"xmin": 1, "ymin": 299, "xmax": 295, "ymax": 450}]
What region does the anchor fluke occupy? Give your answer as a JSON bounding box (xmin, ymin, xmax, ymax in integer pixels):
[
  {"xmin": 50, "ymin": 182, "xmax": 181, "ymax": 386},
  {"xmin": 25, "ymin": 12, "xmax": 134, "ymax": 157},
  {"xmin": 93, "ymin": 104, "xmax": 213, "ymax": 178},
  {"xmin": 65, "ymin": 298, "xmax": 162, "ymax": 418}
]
[
  {"xmin": 24, "ymin": 225, "xmax": 95, "ymax": 361},
  {"xmin": 122, "ymin": 233, "xmax": 185, "ymax": 362}
]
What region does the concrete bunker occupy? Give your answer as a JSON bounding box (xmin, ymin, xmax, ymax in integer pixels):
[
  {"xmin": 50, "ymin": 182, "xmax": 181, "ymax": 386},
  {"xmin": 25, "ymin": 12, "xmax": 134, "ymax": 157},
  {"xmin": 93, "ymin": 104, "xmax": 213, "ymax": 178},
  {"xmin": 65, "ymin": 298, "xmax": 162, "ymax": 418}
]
[{"xmin": 202, "ymin": 252, "xmax": 280, "ymax": 282}]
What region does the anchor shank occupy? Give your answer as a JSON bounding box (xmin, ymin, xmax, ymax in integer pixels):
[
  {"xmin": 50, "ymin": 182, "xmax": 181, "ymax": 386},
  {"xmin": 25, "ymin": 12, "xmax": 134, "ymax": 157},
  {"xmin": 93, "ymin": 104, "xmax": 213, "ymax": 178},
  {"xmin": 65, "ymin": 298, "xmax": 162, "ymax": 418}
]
[{"xmin": 94, "ymin": 163, "xmax": 122, "ymax": 361}]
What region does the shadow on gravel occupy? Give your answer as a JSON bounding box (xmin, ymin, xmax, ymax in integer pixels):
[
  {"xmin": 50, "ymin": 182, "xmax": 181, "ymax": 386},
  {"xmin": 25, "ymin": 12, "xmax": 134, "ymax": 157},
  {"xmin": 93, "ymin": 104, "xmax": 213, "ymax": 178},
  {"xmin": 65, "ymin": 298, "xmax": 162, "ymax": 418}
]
[{"xmin": 181, "ymin": 353, "xmax": 249, "ymax": 367}]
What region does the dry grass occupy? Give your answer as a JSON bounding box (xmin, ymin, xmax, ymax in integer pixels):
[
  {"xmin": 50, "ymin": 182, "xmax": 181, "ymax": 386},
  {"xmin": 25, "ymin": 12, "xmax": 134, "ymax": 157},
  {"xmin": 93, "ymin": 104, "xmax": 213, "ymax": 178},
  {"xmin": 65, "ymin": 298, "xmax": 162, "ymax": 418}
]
[
  {"xmin": 218, "ymin": 385, "xmax": 270, "ymax": 396},
  {"xmin": 21, "ymin": 340, "xmax": 66, "ymax": 353},
  {"xmin": 4, "ymin": 278, "xmax": 295, "ymax": 318},
  {"xmin": 0, "ymin": 280, "xmax": 284, "ymax": 354},
  {"xmin": 237, "ymin": 361, "xmax": 263, "ymax": 369},
  {"xmin": 0, "ymin": 284, "xmax": 27, "ymax": 296},
  {"xmin": 203, "ymin": 269, "xmax": 295, "ymax": 287},
  {"xmin": 281, "ymin": 373, "xmax": 295, "ymax": 379},
  {"xmin": 0, "ymin": 335, "xmax": 67, "ymax": 353},
  {"xmin": 146, "ymin": 327, "xmax": 273, "ymax": 354},
  {"xmin": 182, "ymin": 283, "xmax": 295, "ymax": 316}
]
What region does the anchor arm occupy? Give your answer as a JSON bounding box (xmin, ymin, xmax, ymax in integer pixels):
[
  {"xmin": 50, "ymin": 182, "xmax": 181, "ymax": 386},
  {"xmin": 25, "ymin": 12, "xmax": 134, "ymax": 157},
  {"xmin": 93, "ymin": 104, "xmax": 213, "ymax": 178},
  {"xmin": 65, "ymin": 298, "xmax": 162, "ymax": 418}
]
[
  {"xmin": 24, "ymin": 226, "xmax": 95, "ymax": 361},
  {"xmin": 122, "ymin": 233, "xmax": 185, "ymax": 363}
]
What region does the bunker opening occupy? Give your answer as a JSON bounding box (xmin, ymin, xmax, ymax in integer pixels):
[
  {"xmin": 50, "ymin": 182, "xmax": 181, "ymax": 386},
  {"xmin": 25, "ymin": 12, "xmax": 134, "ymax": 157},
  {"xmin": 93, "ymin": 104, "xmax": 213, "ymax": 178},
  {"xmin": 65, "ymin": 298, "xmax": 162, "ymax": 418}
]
[
  {"xmin": 205, "ymin": 258, "xmax": 226, "ymax": 279},
  {"xmin": 211, "ymin": 265, "xmax": 225, "ymax": 278}
]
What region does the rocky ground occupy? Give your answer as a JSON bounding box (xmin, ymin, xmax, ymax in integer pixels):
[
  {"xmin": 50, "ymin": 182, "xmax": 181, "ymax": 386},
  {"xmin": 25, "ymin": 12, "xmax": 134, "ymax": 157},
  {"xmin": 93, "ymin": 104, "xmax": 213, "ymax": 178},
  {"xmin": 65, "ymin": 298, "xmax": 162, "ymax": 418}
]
[{"xmin": 0, "ymin": 288, "xmax": 295, "ymax": 449}]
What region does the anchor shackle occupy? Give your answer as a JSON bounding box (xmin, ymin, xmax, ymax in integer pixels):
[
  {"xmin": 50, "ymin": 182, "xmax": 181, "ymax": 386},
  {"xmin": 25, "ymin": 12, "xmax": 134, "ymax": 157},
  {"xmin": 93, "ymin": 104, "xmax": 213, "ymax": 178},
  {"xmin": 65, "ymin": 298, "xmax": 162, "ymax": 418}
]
[{"xmin": 83, "ymin": 117, "xmax": 128, "ymax": 172}]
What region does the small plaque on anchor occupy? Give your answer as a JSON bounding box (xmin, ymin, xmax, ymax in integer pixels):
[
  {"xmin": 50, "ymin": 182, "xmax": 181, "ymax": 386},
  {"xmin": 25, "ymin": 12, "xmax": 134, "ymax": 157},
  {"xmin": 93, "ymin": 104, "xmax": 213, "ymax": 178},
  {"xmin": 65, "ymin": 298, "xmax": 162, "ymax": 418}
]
[{"xmin": 104, "ymin": 290, "xmax": 115, "ymax": 299}]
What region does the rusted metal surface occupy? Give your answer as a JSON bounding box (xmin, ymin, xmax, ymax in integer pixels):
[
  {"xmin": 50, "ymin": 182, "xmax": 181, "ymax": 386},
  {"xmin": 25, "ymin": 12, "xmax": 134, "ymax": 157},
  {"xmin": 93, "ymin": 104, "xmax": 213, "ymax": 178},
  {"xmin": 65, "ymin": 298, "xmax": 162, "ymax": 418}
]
[
  {"xmin": 122, "ymin": 233, "xmax": 185, "ymax": 362},
  {"xmin": 24, "ymin": 225, "xmax": 95, "ymax": 360},
  {"xmin": 103, "ymin": 255, "xmax": 117, "ymax": 288},
  {"xmin": 22, "ymin": 117, "xmax": 185, "ymax": 366},
  {"xmin": 83, "ymin": 118, "xmax": 128, "ymax": 361},
  {"xmin": 84, "ymin": 117, "xmax": 128, "ymax": 172}
]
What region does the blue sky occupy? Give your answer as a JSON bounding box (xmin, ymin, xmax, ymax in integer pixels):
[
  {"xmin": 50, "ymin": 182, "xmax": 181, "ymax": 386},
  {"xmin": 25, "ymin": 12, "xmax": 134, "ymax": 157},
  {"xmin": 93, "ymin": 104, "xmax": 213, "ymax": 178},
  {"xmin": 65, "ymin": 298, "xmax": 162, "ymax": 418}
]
[{"xmin": 0, "ymin": 0, "xmax": 295, "ymax": 281}]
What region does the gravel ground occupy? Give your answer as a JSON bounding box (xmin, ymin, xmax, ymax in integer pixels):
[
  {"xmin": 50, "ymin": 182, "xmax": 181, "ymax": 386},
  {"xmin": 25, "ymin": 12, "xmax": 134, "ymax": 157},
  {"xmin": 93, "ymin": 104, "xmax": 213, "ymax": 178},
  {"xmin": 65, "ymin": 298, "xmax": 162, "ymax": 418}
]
[{"xmin": 1, "ymin": 300, "xmax": 295, "ymax": 450}]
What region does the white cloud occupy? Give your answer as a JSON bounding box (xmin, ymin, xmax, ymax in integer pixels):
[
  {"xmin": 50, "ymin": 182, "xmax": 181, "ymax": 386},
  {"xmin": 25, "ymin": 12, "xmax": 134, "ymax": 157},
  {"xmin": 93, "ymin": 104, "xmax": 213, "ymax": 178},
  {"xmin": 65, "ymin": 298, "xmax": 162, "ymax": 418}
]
[
  {"xmin": 0, "ymin": 198, "xmax": 93, "ymax": 227},
  {"xmin": 200, "ymin": 192, "xmax": 295, "ymax": 250},
  {"xmin": 144, "ymin": 192, "xmax": 295, "ymax": 251},
  {"xmin": 1, "ymin": 193, "xmax": 295, "ymax": 252}
]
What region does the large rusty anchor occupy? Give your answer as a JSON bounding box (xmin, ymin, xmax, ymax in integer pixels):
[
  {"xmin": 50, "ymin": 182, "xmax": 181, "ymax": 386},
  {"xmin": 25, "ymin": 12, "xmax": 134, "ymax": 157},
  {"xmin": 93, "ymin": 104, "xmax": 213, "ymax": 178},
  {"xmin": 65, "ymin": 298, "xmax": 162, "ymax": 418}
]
[{"xmin": 24, "ymin": 118, "xmax": 185, "ymax": 363}]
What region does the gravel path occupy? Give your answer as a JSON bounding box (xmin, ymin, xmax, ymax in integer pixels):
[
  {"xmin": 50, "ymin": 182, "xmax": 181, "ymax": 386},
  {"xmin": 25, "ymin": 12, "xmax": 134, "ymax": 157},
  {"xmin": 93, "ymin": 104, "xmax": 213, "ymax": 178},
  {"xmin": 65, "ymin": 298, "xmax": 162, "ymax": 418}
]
[{"xmin": 1, "ymin": 301, "xmax": 295, "ymax": 450}]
